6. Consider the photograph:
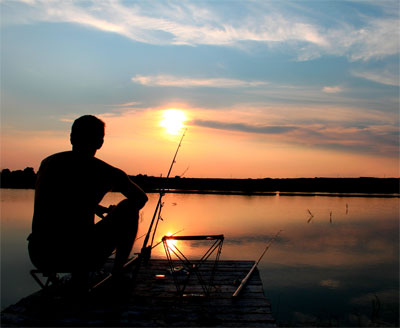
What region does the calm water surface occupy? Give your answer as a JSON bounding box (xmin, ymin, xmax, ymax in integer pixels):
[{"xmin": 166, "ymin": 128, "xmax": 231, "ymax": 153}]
[{"xmin": 1, "ymin": 189, "xmax": 399, "ymax": 326}]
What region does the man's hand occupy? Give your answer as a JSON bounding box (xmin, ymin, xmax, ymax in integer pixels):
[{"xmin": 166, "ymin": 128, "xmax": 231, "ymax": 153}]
[{"xmin": 95, "ymin": 204, "xmax": 116, "ymax": 219}]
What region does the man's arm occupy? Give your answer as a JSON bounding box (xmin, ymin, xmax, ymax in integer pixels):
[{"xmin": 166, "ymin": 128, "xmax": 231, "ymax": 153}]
[
  {"xmin": 114, "ymin": 169, "xmax": 148, "ymax": 210},
  {"xmin": 95, "ymin": 204, "xmax": 116, "ymax": 219}
]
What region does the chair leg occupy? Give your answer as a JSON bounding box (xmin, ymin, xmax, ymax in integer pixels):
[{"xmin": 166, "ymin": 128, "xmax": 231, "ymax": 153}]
[
  {"xmin": 30, "ymin": 269, "xmax": 60, "ymax": 289},
  {"xmin": 30, "ymin": 269, "xmax": 46, "ymax": 289},
  {"xmin": 45, "ymin": 272, "xmax": 59, "ymax": 287}
]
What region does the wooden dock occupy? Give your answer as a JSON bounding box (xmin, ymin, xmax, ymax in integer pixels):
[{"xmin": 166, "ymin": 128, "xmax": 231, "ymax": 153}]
[{"xmin": 1, "ymin": 259, "xmax": 275, "ymax": 327}]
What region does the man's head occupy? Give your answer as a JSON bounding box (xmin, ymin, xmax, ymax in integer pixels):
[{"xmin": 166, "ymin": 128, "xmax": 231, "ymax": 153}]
[{"xmin": 70, "ymin": 115, "xmax": 105, "ymax": 155}]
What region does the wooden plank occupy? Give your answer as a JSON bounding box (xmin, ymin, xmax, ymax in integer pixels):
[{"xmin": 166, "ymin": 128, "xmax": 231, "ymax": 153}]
[
  {"xmin": 132, "ymin": 283, "xmax": 265, "ymax": 292},
  {"xmin": 1, "ymin": 259, "xmax": 275, "ymax": 327}
]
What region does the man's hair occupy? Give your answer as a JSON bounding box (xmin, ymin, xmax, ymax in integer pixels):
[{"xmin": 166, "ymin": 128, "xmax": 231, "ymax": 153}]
[{"xmin": 70, "ymin": 115, "xmax": 105, "ymax": 150}]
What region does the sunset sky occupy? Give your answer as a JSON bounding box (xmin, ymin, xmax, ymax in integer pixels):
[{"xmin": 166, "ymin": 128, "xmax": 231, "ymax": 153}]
[{"xmin": 1, "ymin": 0, "xmax": 399, "ymax": 178}]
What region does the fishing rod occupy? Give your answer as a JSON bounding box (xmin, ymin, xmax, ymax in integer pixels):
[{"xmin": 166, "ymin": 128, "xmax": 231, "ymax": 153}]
[
  {"xmin": 140, "ymin": 129, "xmax": 187, "ymax": 263},
  {"xmin": 91, "ymin": 229, "xmax": 184, "ymax": 291},
  {"xmin": 151, "ymin": 229, "xmax": 184, "ymax": 250},
  {"xmin": 232, "ymin": 230, "xmax": 283, "ymax": 298}
]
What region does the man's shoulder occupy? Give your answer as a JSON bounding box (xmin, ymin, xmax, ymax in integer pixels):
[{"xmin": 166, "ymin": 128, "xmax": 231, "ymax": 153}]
[
  {"xmin": 92, "ymin": 157, "xmax": 126, "ymax": 177},
  {"xmin": 39, "ymin": 151, "xmax": 125, "ymax": 177},
  {"xmin": 44, "ymin": 151, "xmax": 72, "ymax": 159},
  {"xmin": 41, "ymin": 151, "xmax": 72, "ymax": 165},
  {"xmin": 43, "ymin": 152, "xmax": 112, "ymax": 167},
  {"xmin": 92, "ymin": 156, "xmax": 116, "ymax": 170}
]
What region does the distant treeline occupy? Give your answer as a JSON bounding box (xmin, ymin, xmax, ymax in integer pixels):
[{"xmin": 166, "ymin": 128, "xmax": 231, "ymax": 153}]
[
  {"xmin": 132, "ymin": 175, "xmax": 400, "ymax": 195},
  {"xmin": 1, "ymin": 168, "xmax": 36, "ymax": 189},
  {"xmin": 1, "ymin": 168, "xmax": 399, "ymax": 195}
]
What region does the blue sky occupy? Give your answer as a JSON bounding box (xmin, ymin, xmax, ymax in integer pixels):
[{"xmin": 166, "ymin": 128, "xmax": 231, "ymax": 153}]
[{"xmin": 1, "ymin": 0, "xmax": 399, "ymax": 178}]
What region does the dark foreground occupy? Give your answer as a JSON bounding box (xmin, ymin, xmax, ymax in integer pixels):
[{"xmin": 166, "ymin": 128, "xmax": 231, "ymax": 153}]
[{"xmin": 1, "ymin": 259, "xmax": 275, "ymax": 327}]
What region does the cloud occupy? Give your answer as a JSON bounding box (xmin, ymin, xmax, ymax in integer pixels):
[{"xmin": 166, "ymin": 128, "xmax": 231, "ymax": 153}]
[
  {"xmin": 298, "ymin": 124, "xmax": 399, "ymax": 157},
  {"xmin": 192, "ymin": 119, "xmax": 297, "ymax": 134},
  {"xmin": 113, "ymin": 101, "xmax": 142, "ymax": 107},
  {"xmin": 3, "ymin": 0, "xmax": 398, "ymax": 61},
  {"xmin": 345, "ymin": 18, "xmax": 399, "ymax": 61},
  {"xmin": 322, "ymin": 86, "xmax": 342, "ymax": 94},
  {"xmin": 352, "ymin": 69, "xmax": 399, "ymax": 86},
  {"xmin": 295, "ymin": 17, "xmax": 399, "ymax": 61},
  {"xmin": 132, "ymin": 75, "xmax": 268, "ymax": 88},
  {"xmin": 185, "ymin": 104, "xmax": 399, "ymax": 157}
]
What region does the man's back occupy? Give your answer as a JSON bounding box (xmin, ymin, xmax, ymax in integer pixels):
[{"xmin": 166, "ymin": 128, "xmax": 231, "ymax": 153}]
[{"xmin": 32, "ymin": 151, "xmax": 118, "ymax": 243}]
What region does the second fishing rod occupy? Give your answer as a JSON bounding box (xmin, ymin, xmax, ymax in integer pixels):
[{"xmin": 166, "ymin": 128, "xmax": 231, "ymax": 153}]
[{"xmin": 140, "ymin": 129, "xmax": 187, "ymax": 263}]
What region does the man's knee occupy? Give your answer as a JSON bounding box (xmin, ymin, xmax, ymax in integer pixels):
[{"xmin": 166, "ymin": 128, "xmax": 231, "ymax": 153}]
[
  {"xmin": 115, "ymin": 199, "xmax": 139, "ymax": 214},
  {"xmin": 111, "ymin": 199, "xmax": 139, "ymax": 226}
]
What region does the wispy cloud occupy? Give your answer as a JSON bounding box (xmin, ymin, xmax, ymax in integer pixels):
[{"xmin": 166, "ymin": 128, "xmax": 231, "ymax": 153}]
[
  {"xmin": 352, "ymin": 69, "xmax": 399, "ymax": 86},
  {"xmin": 345, "ymin": 18, "xmax": 399, "ymax": 61},
  {"xmin": 113, "ymin": 101, "xmax": 142, "ymax": 107},
  {"xmin": 188, "ymin": 105, "xmax": 399, "ymax": 157},
  {"xmin": 192, "ymin": 119, "xmax": 296, "ymax": 134},
  {"xmin": 322, "ymin": 86, "xmax": 343, "ymax": 94},
  {"xmin": 132, "ymin": 75, "xmax": 268, "ymax": 88},
  {"xmin": 3, "ymin": 0, "xmax": 398, "ymax": 61}
]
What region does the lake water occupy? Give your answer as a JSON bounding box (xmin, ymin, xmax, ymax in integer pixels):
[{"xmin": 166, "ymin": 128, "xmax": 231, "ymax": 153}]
[{"xmin": 1, "ymin": 189, "xmax": 399, "ymax": 326}]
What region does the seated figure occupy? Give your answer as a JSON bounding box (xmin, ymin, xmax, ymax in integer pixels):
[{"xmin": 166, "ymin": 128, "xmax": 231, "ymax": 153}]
[{"xmin": 28, "ymin": 115, "xmax": 148, "ymax": 289}]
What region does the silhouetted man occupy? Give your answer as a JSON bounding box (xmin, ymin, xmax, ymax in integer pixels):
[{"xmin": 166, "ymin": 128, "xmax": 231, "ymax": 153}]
[{"xmin": 28, "ymin": 115, "xmax": 148, "ymax": 289}]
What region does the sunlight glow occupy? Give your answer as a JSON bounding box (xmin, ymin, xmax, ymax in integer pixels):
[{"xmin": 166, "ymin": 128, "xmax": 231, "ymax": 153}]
[
  {"xmin": 165, "ymin": 232, "xmax": 178, "ymax": 248},
  {"xmin": 160, "ymin": 109, "xmax": 187, "ymax": 135}
]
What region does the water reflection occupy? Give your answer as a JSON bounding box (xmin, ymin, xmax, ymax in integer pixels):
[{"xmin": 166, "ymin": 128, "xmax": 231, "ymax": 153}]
[
  {"xmin": 1, "ymin": 189, "xmax": 35, "ymax": 310},
  {"xmin": 1, "ymin": 189, "xmax": 398, "ymax": 326}
]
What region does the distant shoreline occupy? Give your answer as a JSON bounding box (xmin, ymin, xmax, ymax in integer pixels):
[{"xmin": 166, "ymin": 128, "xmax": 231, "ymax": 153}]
[
  {"xmin": 1, "ymin": 168, "xmax": 399, "ymax": 196},
  {"xmin": 2, "ymin": 187, "xmax": 399, "ymax": 198},
  {"xmin": 130, "ymin": 175, "xmax": 400, "ymax": 196},
  {"xmin": 149, "ymin": 189, "xmax": 400, "ymax": 198}
]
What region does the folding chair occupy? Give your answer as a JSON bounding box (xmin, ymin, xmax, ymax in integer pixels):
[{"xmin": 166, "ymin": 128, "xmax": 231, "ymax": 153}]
[
  {"xmin": 30, "ymin": 253, "xmax": 139, "ymax": 291},
  {"xmin": 162, "ymin": 234, "xmax": 224, "ymax": 297},
  {"xmin": 30, "ymin": 269, "xmax": 62, "ymax": 289},
  {"xmin": 30, "ymin": 269, "xmax": 105, "ymax": 292}
]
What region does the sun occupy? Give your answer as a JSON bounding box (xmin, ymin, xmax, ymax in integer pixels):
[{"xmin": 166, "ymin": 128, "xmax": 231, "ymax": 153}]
[{"xmin": 160, "ymin": 109, "xmax": 187, "ymax": 135}]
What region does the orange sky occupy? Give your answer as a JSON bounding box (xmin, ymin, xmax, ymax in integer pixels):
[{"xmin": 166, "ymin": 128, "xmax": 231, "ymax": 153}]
[{"xmin": 1, "ymin": 107, "xmax": 398, "ymax": 178}]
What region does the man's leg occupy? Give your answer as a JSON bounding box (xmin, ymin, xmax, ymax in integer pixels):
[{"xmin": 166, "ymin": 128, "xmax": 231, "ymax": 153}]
[
  {"xmin": 28, "ymin": 235, "xmax": 90, "ymax": 294},
  {"xmin": 94, "ymin": 199, "xmax": 139, "ymax": 276}
]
